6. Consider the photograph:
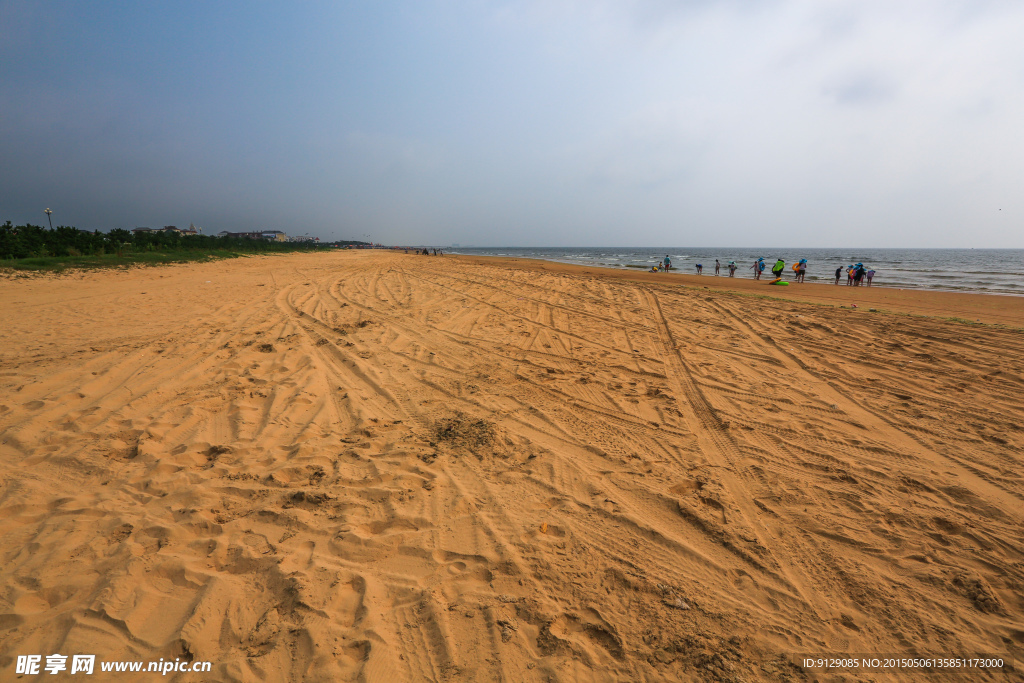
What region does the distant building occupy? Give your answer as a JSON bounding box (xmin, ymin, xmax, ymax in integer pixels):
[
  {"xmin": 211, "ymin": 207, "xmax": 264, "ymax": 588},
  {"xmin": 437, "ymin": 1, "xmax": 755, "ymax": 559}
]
[
  {"xmin": 217, "ymin": 230, "xmax": 287, "ymax": 241},
  {"xmin": 289, "ymin": 234, "xmax": 318, "ymax": 243},
  {"xmin": 132, "ymin": 225, "xmax": 197, "ymax": 236}
]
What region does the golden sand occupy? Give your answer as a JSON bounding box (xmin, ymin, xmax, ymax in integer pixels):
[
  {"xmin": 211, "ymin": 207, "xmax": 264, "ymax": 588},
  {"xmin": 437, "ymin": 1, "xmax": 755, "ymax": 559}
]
[{"xmin": 1, "ymin": 251, "xmax": 1022, "ymax": 681}]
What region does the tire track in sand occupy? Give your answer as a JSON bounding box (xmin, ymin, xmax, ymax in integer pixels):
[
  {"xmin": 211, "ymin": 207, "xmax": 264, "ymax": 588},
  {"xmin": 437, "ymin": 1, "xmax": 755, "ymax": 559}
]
[
  {"xmin": 642, "ymin": 287, "xmax": 837, "ymax": 625},
  {"xmin": 706, "ymin": 296, "xmax": 1024, "ymax": 510}
]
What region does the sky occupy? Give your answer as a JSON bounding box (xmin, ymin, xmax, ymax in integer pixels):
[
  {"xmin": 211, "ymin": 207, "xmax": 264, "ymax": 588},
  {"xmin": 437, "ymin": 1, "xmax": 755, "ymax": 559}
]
[{"xmin": 2, "ymin": 0, "xmax": 1022, "ymax": 247}]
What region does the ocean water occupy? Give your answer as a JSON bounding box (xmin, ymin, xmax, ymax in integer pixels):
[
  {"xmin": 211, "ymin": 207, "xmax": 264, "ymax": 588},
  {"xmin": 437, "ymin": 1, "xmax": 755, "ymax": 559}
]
[{"xmin": 448, "ymin": 247, "xmax": 1024, "ymax": 296}]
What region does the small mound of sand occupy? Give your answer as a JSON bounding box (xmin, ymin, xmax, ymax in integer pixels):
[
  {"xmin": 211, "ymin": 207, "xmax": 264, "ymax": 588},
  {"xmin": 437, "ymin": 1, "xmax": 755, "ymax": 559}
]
[{"xmin": 433, "ymin": 412, "xmax": 497, "ymax": 450}]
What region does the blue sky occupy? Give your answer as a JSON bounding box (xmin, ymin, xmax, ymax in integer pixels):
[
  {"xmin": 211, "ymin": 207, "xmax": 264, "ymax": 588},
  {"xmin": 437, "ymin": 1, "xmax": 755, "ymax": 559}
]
[{"xmin": 2, "ymin": 0, "xmax": 1022, "ymax": 246}]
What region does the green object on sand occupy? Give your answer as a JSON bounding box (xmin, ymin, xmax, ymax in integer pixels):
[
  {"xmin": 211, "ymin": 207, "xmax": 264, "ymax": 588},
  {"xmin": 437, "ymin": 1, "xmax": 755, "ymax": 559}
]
[{"xmin": 769, "ymin": 279, "xmax": 789, "ymax": 286}]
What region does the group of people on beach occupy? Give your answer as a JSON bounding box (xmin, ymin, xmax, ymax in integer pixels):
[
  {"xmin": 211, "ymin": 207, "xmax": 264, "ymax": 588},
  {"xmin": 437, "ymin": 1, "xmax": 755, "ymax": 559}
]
[
  {"xmin": 651, "ymin": 256, "xmax": 877, "ymax": 286},
  {"xmin": 691, "ymin": 259, "xmax": 740, "ymax": 276},
  {"xmin": 752, "ymin": 258, "xmax": 804, "ymax": 282},
  {"xmin": 649, "ymin": 255, "xmax": 673, "ymax": 272},
  {"xmin": 836, "ymin": 263, "xmax": 875, "ymax": 286}
]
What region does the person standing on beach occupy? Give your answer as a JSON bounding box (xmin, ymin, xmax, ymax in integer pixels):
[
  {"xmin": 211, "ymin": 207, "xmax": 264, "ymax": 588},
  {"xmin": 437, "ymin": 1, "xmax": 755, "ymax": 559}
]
[
  {"xmin": 846, "ymin": 265, "xmax": 854, "ymax": 286},
  {"xmin": 866, "ymin": 269, "xmax": 874, "ymax": 286},
  {"xmin": 664, "ymin": 255, "xmax": 672, "ymax": 270},
  {"xmin": 771, "ymin": 258, "xmax": 785, "ymax": 280},
  {"xmin": 696, "ymin": 263, "xmax": 703, "ymax": 274},
  {"xmin": 834, "ymin": 266, "xmax": 842, "ymax": 285},
  {"xmin": 715, "ymin": 259, "xmax": 721, "ymax": 275},
  {"xmin": 750, "ymin": 259, "xmax": 761, "ymax": 280},
  {"xmin": 796, "ymin": 259, "xmax": 807, "ymax": 283},
  {"xmin": 727, "ymin": 261, "xmax": 737, "ymax": 277}
]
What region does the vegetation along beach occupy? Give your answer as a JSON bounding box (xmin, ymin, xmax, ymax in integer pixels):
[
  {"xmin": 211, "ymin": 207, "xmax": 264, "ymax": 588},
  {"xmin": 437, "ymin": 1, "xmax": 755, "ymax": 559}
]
[{"xmin": 2, "ymin": 249, "xmax": 1022, "ymax": 681}]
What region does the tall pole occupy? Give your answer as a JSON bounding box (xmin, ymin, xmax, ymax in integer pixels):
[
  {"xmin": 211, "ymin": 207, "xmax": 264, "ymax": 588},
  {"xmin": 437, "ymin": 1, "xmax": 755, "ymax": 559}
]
[{"xmin": 44, "ymin": 208, "xmax": 53, "ymax": 230}]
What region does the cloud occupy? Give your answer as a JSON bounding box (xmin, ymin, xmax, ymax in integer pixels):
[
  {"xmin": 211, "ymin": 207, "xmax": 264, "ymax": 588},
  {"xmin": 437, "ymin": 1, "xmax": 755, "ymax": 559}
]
[
  {"xmin": 824, "ymin": 71, "xmax": 897, "ymax": 105},
  {"xmin": 2, "ymin": 0, "xmax": 1023, "ymax": 246}
]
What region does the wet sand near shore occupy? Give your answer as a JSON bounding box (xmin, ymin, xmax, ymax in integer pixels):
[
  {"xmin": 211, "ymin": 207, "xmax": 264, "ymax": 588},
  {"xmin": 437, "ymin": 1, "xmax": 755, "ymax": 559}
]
[{"xmin": 1, "ymin": 250, "xmax": 1022, "ymax": 682}]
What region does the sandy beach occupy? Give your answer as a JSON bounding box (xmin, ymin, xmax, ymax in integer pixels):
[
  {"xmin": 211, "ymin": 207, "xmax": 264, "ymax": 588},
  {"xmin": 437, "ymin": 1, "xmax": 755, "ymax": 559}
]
[{"xmin": 1, "ymin": 250, "xmax": 1022, "ymax": 682}]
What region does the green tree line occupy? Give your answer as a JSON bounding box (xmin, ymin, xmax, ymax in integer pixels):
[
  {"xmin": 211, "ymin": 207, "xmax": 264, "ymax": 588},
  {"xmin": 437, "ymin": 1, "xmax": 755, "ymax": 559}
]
[{"xmin": 2, "ymin": 222, "xmax": 322, "ymax": 260}]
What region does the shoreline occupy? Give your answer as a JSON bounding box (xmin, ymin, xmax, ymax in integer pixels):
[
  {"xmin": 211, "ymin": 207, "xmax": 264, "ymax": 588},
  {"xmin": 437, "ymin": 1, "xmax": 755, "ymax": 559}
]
[
  {"xmin": 447, "ymin": 248, "xmax": 1024, "ymax": 299},
  {"xmin": 5, "ymin": 249, "xmax": 1022, "ymax": 325},
  {"xmin": 445, "ymin": 252, "xmax": 1024, "ymax": 326}
]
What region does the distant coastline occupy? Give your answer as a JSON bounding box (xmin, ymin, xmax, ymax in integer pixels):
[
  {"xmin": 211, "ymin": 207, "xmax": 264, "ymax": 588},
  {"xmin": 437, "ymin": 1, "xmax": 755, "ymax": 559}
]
[{"xmin": 448, "ymin": 247, "xmax": 1024, "ymax": 296}]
